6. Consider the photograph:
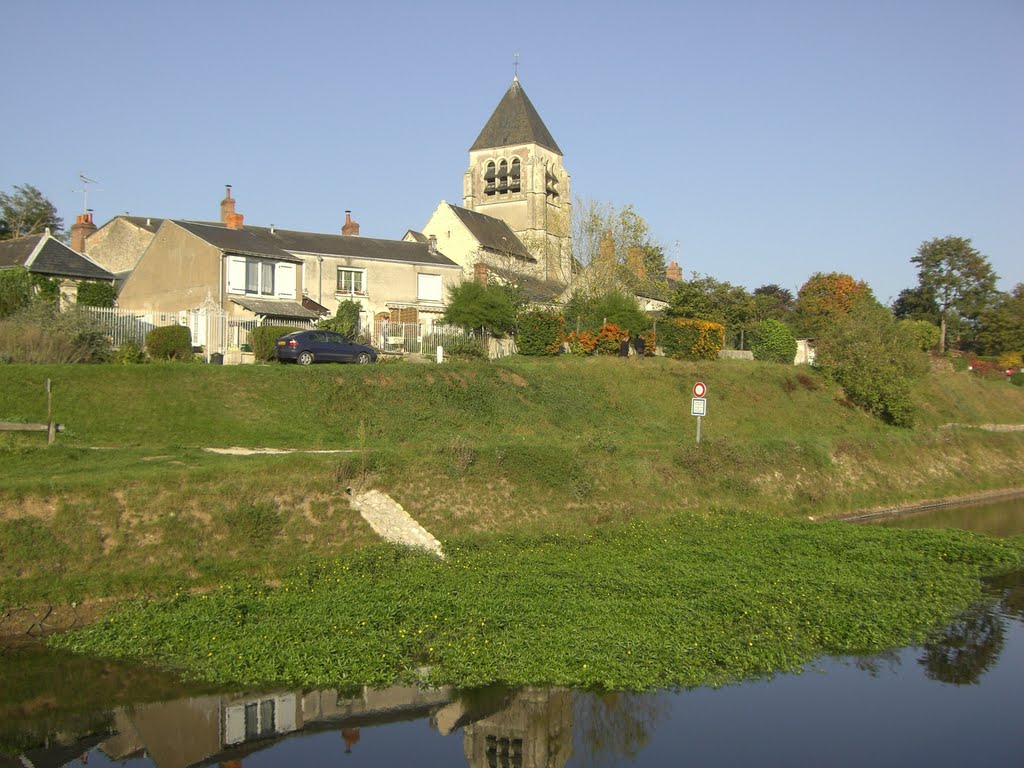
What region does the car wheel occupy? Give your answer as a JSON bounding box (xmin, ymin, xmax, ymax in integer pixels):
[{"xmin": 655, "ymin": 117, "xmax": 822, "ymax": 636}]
[
  {"xmin": 297, "ymin": 351, "xmax": 314, "ymax": 366},
  {"xmin": 356, "ymin": 352, "xmax": 371, "ymax": 365}
]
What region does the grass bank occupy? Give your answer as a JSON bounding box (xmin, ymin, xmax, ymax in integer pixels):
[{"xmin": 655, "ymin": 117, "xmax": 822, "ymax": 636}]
[
  {"xmin": 50, "ymin": 513, "xmax": 1024, "ymax": 691},
  {"xmin": 1, "ymin": 356, "xmax": 1023, "ymax": 607}
]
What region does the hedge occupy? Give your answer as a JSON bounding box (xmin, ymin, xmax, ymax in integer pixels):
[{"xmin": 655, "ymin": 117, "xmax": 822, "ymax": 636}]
[
  {"xmin": 658, "ymin": 318, "xmax": 725, "ymax": 360},
  {"xmin": 145, "ymin": 325, "xmax": 193, "ymax": 360},
  {"xmin": 751, "ymin": 319, "xmax": 797, "ymax": 364},
  {"xmin": 516, "ymin": 309, "xmax": 564, "ymax": 356},
  {"xmin": 251, "ymin": 325, "xmax": 305, "ymax": 362}
]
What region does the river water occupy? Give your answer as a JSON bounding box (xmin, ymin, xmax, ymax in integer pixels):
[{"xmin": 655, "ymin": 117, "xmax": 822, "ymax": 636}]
[{"xmin": 3, "ymin": 500, "xmax": 1022, "ymax": 767}]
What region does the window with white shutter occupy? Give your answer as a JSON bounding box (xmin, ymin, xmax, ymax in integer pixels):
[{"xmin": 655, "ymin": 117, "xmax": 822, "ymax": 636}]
[{"xmin": 417, "ymin": 273, "xmax": 442, "ymax": 302}]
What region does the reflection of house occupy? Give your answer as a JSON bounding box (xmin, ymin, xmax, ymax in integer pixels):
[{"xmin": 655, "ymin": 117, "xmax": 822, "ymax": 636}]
[
  {"xmin": 0, "ymin": 226, "xmax": 115, "ymax": 306},
  {"xmin": 97, "ymin": 684, "xmax": 454, "ymax": 768},
  {"xmin": 463, "ymin": 688, "xmax": 573, "ymax": 768}
]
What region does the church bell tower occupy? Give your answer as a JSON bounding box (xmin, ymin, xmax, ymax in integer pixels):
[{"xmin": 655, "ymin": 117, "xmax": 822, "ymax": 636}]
[{"xmin": 463, "ymin": 76, "xmax": 572, "ymax": 282}]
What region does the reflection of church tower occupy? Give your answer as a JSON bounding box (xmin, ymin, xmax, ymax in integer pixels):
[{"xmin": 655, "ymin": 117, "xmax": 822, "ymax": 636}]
[
  {"xmin": 463, "ymin": 77, "xmax": 572, "ymax": 282},
  {"xmin": 463, "ymin": 688, "xmax": 573, "ymax": 768}
]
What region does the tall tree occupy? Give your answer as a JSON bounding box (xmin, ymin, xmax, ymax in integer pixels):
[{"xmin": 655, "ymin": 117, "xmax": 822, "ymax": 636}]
[
  {"xmin": 975, "ymin": 284, "xmax": 1024, "ymax": 356},
  {"xmin": 911, "ymin": 236, "xmax": 998, "ymax": 353},
  {"xmin": 793, "ymin": 272, "xmax": 875, "ymax": 338},
  {"xmin": 891, "ymin": 285, "xmax": 940, "ymax": 322},
  {"xmin": 752, "ymin": 284, "xmax": 795, "ymax": 324},
  {"xmin": 0, "ymin": 184, "xmax": 64, "ymax": 240},
  {"xmin": 668, "ymin": 273, "xmax": 754, "ymax": 347}
]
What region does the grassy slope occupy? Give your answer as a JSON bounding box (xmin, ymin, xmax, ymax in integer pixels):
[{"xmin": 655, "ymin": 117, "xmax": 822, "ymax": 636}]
[{"xmin": 1, "ymin": 357, "xmax": 1022, "ymax": 605}]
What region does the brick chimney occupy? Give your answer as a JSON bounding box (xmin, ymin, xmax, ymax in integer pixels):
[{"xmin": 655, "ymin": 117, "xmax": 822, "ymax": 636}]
[
  {"xmin": 474, "ymin": 262, "xmax": 488, "ymax": 284},
  {"xmin": 627, "ymin": 246, "xmax": 646, "ymax": 279},
  {"xmin": 220, "ymin": 184, "xmax": 236, "ymax": 224},
  {"xmin": 342, "ymin": 210, "xmax": 360, "ymax": 236},
  {"xmin": 428, "ymin": 234, "xmax": 438, "ymax": 254},
  {"xmin": 226, "ymin": 213, "xmax": 244, "ymax": 229},
  {"xmin": 70, "ymin": 210, "xmax": 98, "ymax": 253},
  {"xmin": 666, "ymin": 260, "xmax": 683, "ymax": 282}
]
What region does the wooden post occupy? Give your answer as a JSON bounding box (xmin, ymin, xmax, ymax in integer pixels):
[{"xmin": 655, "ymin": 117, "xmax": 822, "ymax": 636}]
[{"xmin": 46, "ymin": 379, "xmax": 55, "ymax": 446}]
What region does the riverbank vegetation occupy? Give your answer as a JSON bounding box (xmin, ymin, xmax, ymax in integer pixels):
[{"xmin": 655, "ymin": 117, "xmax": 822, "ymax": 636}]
[
  {"xmin": 50, "ymin": 512, "xmax": 1024, "ymax": 690},
  {"xmin": 2, "ymin": 357, "xmax": 1023, "ymax": 608}
]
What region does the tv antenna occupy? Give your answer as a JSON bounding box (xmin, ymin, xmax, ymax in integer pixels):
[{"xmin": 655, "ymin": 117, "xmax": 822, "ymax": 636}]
[{"xmin": 73, "ymin": 173, "xmax": 102, "ymax": 213}]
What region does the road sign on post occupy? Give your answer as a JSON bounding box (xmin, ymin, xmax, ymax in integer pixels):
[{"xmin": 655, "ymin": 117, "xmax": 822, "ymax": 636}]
[{"xmin": 691, "ymin": 382, "xmax": 707, "ymax": 443}]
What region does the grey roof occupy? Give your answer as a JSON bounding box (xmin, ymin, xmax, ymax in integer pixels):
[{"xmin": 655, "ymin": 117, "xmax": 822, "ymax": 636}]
[
  {"xmin": 175, "ymin": 221, "xmax": 302, "ymax": 262},
  {"xmin": 470, "ymin": 78, "xmax": 562, "ymax": 154},
  {"xmin": 238, "ymin": 225, "xmax": 460, "ymax": 268},
  {"xmin": 404, "ymin": 230, "xmax": 428, "ymax": 243},
  {"xmin": 120, "ymin": 216, "xmax": 164, "ymax": 233},
  {"xmin": 490, "ymin": 266, "xmax": 566, "ymax": 303},
  {"xmin": 0, "ymin": 234, "xmax": 115, "ymax": 281},
  {"xmin": 230, "ymin": 297, "xmax": 320, "ymax": 319},
  {"xmin": 446, "ymin": 204, "xmax": 534, "ymax": 261}
]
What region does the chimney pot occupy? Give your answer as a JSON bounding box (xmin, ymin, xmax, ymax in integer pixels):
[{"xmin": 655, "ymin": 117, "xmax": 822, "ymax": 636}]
[{"xmin": 342, "ymin": 210, "xmax": 360, "ymax": 236}]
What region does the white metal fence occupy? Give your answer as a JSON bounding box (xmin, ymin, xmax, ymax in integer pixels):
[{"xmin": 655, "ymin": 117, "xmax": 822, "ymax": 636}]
[{"xmin": 79, "ymin": 306, "xmax": 316, "ymax": 356}]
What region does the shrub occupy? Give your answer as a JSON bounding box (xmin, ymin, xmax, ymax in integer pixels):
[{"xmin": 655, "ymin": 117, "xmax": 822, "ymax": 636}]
[
  {"xmin": 997, "ymin": 352, "xmax": 1023, "ymax": 368},
  {"xmin": 113, "ymin": 339, "xmax": 147, "ymax": 364},
  {"xmin": 250, "ymin": 324, "xmax": 304, "ymax": 361},
  {"xmin": 658, "ymin": 318, "xmax": 725, "ymax": 360},
  {"xmin": 639, "ymin": 328, "xmax": 656, "ymax": 356},
  {"xmin": 0, "ymin": 303, "xmax": 111, "ymax": 363},
  {"xmin": 751, "ymin": 319, "xmax": 797, "ymax": 364},
  {"xmin": 565, "ymin": 330, "xmax": 597, "ymax": 355},
  {"xmin": 145, "ymin": 325, "xmax": 193, "ymax": 360},
  {"xmin": 438, "ymin": 333, "xmax": 487, "ymax": 360},
  {"xmin": 899, "ymin": 319, "xmax": 940, "ymax": 352},
  {"xmin": 1010, "ymin": 371, "xmax": 1023, "ymax": 387},
  {"xmin": 516, "ymin": 309, "xmax": 564, "ymax": 356},
  {"xmin": 593, "ymin": 323, "xmax": 628, "ymax": 355},
  {"xmin": 967, "ymin": 359, "xmax": 1008, "ymax": 379},
  {"xmin": 0, "ymin": 267, "xmax": 35, "ymax": 318},
  {"xmin": 814, "ymin": 303, "xmax": 927, "ymax": 427},
  {"xmin": 442, "ymin": 281, "xmax": 516, "ymax": 336},
  {"xmin": 564, "ymin": 289, "xmax": 650, "ymax": 334},
  {"xmin": 318, "ymin": 299, "xmax": 360, "ymax": 337},
  {"xmin": 76, "ymin": 281, "xmax": 117, "ymax": 308}
]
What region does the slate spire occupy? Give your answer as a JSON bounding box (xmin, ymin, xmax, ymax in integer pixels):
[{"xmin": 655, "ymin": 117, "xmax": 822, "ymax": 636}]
[{"xmin": 470, "ymin": 79, "xmax": 562, "ymax": 155}]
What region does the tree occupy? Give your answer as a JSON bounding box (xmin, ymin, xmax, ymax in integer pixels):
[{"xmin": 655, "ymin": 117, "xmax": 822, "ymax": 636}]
[
  {"xmin": 911, "ymin": 236, "xmax": 998, "ymax": 353},
  {"xmin": 975, "ymin": 284, "xmax": 1024, "ymax": 356},
  {"xmin": 0, "ymin": 184, "xmax": 64, "ymax": 241},
  {"xmin": 891, "ymin": 285, "xmax": 939, "ymax": 322},
  {"xmin": 751, "ymin": 284, "xmax": 795, "ymax": 324},
  {"xmin": 793, "ymin": 272, "xmax": 875, "ymax": 338},
  {"xmin": 751, "ymin": 318, "xmax": 797, "ymax": 364},
  {"xmin": 318, "ymin": 299, "xmax": 362, "ymax": 337},
  {"xmin": 563, "ymin": 288, "xmax": 650, "ymax": 335},
  {"xmin": 568, "ymin": 197, "xmax": 667, "ymax": 290},
  {"xmin": 667, "ymin": 274, "xmax": 754, "ymax": 348},
  {"xmin": 813, "ymin": 302, "xmax": 928, "ymax": 427},
  {"xmin": 441, "ymin": 280, "xmax": 516, "ymax": 336}
]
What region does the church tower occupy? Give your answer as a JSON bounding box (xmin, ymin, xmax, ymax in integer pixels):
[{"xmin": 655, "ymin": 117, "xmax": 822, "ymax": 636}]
[{"xmin": 463, "ymin": 77, "xmax": 572, "ymax": 282}]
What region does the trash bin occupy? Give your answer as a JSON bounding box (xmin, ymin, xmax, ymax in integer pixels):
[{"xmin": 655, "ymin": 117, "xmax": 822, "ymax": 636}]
[{"xmin": 210, "ymin": 352, "xmax": 224, "ymax": 365}]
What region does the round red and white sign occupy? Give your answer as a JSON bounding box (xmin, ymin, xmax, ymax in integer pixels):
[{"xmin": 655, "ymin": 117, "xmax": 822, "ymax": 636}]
[{"xmin": 693, "ymin": 381, "xmax": 707, "ymax": 398}]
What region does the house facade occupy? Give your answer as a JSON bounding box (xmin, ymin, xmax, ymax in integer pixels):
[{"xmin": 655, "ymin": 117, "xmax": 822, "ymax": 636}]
[{"xmin": 0, "ymin": 228, "xmax": 115, "ymax": 306}]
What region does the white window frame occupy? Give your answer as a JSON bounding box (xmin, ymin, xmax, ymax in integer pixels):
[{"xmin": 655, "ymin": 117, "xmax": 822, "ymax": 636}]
[
  {"xmin": 337, "ymin": 267, "xmax": 366, "ymax": 296},
  {"xmin": 417, "ymin": 273, "xmax": 443, "ymax": 302},
  {"xmin": 228, "ymin": 256, "xmax": 296, "ymax": 298}
]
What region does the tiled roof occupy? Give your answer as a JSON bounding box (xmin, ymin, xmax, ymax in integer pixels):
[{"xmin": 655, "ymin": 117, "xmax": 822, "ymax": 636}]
[
  {"xmin": 446, "ymin": 204, "xmax": 534, "ymax": 261},
  {"xmin": 120, "ymin": 216, "xmax": 164, "ymax": 233},
  {"xmin": 0, "ymin": 234, "xmax": 114, "ymax": 281},
  {"xmin": 470, "ymin": 78, "xmax": 562, "ymax": 154},
  {"xmin": 174, "ymin": 221, "xmax": 302, "ymax": 263}
]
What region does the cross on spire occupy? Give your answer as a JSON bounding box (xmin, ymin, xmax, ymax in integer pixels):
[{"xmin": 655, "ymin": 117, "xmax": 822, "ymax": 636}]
[{"xmin": 513, "ymin": 50, "xmax": 520, "ymax": 80}]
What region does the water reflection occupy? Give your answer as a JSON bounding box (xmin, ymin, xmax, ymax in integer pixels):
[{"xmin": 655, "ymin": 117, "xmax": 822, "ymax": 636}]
[{"xmin": 3, "ymin": 568, "xmax": 1019, "ymax": 768}]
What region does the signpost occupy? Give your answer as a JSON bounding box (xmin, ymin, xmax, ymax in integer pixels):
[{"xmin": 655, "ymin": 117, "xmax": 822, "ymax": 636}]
[{"xmin": 691, "ymin": 381, "xmax": 707, "ymax": 443}]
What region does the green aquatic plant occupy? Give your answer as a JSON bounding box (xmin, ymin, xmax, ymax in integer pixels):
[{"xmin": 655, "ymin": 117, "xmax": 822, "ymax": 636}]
[{"xmin": 50, "ymin": 513, "xmax": 1024, "ymax": 692}]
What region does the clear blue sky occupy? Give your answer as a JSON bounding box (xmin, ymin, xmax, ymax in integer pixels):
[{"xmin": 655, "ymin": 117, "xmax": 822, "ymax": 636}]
[{"xmin": 4, "ymin": 0, "xmax": 1021, "ymax": 303}]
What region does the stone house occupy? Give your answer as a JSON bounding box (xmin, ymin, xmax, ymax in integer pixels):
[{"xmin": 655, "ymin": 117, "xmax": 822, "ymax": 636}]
[{"xmin": 0, "ymin": 227, "xmax": 115, "ymax": 306}]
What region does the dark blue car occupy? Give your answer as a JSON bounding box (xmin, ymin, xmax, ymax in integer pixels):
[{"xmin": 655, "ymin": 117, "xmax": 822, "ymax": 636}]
[{"xmin": 275, "ymin": 330, "xmax": 377, "ymax": 366}]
